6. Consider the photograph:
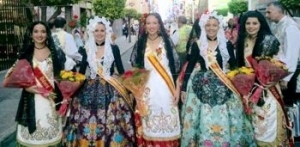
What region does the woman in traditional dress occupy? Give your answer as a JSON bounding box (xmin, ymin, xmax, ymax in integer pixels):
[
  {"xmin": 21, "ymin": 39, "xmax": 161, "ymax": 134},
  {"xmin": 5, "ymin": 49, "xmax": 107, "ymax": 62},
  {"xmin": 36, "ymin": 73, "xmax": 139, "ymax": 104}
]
[
  {"xmin": 235, "ymin": 10, "xmax": 291, "ymax": 146},
  {"xmin": 180, "ymin": 12, "xmax": 256, "ymax": 147},
  {"xmin": 14, "ymin": 21, "xmax": 65, "ymax": 147},
  {"xmin": 63, "ymin": 16, "xmax": 135, "ymax": 146},
  {"xmin": 130, "ymin": 13, "xmax": 181, "ymax": 146}
]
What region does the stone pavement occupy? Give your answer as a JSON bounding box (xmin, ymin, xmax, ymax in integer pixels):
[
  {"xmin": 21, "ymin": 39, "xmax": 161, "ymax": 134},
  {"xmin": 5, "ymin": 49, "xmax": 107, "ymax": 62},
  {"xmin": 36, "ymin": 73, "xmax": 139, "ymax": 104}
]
[{"xmin": 0, "ymin": 35, "xmax": 136, "ymax": 147}]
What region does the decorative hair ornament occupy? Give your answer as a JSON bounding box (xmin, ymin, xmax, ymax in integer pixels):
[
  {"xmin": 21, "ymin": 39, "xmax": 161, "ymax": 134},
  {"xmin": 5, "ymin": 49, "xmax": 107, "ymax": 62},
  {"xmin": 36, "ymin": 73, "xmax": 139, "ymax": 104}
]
[
  {"xmin": 198, "ymin": 11, "xmax": 230, "ymax": 72},
  {"xmin": 199, "ymin": 11, "xmax": 224, "ymax": 28},
  {"xmin": 85, "ymin": 16, "xmax": 114, "ymax": 80}
]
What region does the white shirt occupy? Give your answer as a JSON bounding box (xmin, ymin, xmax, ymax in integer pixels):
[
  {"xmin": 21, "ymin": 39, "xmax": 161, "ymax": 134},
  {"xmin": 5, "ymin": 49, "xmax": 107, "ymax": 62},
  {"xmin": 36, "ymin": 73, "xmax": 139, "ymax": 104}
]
[
  {"xmin": 170, "ymin": 23, "xmax": 179, "ymax": 46},
  {"xmin": 273, "ymin": 16, "xmax": 300, "ymax": 82},
  {"xmin": 52, "ymin": 29, "xmax": 82, "ymax": 70}
]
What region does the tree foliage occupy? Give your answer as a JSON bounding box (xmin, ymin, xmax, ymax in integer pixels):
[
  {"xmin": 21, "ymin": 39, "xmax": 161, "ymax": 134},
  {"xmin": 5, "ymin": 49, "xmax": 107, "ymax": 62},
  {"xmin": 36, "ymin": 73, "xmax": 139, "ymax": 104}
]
[
  {"xmin": 92, "ymin": 0, "xmax": 126, "ymax": 21},
  {"xmin": 215, "ymin": 8, "xmax": 229, "ymax": 16},
  {"xmin": 228, "ymin": 0, "xmax": 247, "ymax": 15},
  {"xmin": 124, "ymin": 8, "xmax": 139, "ymax": 19},
  {"xmin": 279, "ymin": 0, "xmax": 300, "ymax": 11},
  {"xmin": 80, "ymin": 12, "xmax": 89, "ymax": 27}
]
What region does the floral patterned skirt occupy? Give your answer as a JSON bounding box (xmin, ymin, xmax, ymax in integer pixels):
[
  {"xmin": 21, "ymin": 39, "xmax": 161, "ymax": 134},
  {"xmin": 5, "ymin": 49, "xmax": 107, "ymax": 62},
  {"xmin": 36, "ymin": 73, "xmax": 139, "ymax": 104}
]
[
  {"xmin": 63, "ymin": 77, "xmax": 135, "ymax": 147},
  {"xmin": 181, "ymin": 70, "xmax": 256, "ymax": 147}
]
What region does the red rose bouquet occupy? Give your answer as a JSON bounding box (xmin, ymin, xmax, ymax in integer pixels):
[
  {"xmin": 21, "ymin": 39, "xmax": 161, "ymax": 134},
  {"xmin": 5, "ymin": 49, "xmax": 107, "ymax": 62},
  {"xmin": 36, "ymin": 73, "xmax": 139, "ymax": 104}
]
[
  {"xmin": 121, "ymin": 68, "xmax": 150, "ymax": 116},
  {"xmin": 250, "ymin": 56, "xmax": 289, "ymax": 104},
  {"xmin": 227, "ymin": 66, "xmax": 255, "ymax": 114},
  {"xmin": 3, "ymin": 59, "xmax": 36, "ymax": 88},
  {"xmin": 56, "ymin": 70, "xmax": 85, "ymax": 116}
]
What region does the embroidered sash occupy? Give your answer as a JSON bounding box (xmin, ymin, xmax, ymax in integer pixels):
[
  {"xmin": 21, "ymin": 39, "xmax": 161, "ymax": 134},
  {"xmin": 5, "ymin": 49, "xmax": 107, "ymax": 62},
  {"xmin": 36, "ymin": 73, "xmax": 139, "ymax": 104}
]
[
  {"xmin": 97, "ymin": 69, "xmax": 133, "ymax": 111},
  {"xmin": 209, "ymin": 63, "xmax": 241, "ymax": 98},
  {"xmin": 147, "ymin": 53, "xmax": 176, "ymax": 96},
  {"xmin": 33, "ymin": 67, "xmax": 54, "ymax": 92}
]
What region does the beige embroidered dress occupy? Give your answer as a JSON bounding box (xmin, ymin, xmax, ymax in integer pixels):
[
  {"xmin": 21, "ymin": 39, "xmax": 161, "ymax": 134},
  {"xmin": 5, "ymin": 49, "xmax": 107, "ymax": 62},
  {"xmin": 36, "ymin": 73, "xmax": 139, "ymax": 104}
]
[
  {"xmin": 17, "ymin": 58, "xmax": 62, "ymax": 147},
  {"xmin": 135, "ymin": 42, "xmax": 181, "ymax": 146},
  {"xmin": 244, "ymin": 37, "xmax": 289, "ymax": 146}
]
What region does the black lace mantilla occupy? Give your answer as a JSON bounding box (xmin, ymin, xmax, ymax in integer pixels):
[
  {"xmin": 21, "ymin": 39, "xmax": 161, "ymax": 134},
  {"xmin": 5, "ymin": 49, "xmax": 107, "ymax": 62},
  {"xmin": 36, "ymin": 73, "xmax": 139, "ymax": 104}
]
[{"xmin": 192, "ymin": 70, "xmax": 232, "ymax": 107}]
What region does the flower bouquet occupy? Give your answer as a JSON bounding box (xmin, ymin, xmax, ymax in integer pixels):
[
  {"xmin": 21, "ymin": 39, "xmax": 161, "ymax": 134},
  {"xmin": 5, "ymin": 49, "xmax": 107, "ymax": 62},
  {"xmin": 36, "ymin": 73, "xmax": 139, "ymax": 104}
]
[
  {"xmin": 3, "ymin": 59, "xmax": 56, "ymax": 98},
  {"xmin": 250, "ymin": 56, "xmax": 289, "ymax": 104},
  {"xmin": 3, "ymin": 59, "xmax": 36, "ymax": 88},
  {"xmin": 56, "ymin": 70, "xmax": 85, "ymax": 116},
  {"xmin": 227, "ymin": 66, "xmax": 255, "ymax": 114},
  {"xmin": 121, "ymin": 68, "xmax": 150, "ymax": 116}
]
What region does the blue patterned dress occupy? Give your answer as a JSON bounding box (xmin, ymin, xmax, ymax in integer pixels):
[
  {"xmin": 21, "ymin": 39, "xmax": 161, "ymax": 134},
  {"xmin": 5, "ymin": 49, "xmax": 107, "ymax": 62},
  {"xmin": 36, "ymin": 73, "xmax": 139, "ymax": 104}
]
[{"xmin": 180, "ymin": 45, "xmax": 256, "ymax": 147}]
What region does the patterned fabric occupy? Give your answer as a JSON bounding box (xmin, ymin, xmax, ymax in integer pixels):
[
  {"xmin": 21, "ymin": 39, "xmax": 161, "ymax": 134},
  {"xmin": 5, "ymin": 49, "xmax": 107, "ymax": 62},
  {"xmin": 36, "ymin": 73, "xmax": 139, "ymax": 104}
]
[
  {"xmin": 63, "ymin": 77, "xmax": 135, "ymax": 147},
  {"xmin": 16, "ymin": 58, "xmax": 62, "ymax": 147},
  {"xmin": 192, "ymin": 71, "xmax": 232, "ymax": 107},
  {"xmin": 135, "ymin": 111, "xmax": 180, "ymax": 147},
  {"xmin": 181, "ymin": 67, "xmax": 256, "ymax": 147}
]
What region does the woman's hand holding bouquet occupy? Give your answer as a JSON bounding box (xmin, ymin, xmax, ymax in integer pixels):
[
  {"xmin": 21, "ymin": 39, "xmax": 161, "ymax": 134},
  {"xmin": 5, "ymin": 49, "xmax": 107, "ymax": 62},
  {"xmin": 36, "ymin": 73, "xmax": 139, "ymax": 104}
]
[
  {"xmin": 227, "ymin": 66, "xmax": 255, "ymax": 114},
  {"xmin": 56, "ymin": 70, "xmax": 86, "ymax": 116},
  {"xmin": 120, "ymin": 68, "xmax": 150, "ymax": 116}
]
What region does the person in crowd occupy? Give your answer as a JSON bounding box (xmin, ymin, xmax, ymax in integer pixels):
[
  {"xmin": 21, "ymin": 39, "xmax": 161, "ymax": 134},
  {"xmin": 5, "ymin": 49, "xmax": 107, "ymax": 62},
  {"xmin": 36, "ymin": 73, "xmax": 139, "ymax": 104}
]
[
  {"xmin": 14, "ymin": 21, "xmax": 65, "ymax": 147},
  {"xmin": 72, "ymin": 27, "xmax": 87, "ymax": 74},
  {"xmin": 48, "ymin": 21, "xmax": 56, "ymax": 33},
  {"xmin": 266, "ymin": 1, "xmax": 300, "ymax": 138},
  {"xmin": 130, "ymin": 13, "xmax": 181, "ymax": 146},
  {"xmin": 122, "ymin": 22, "xmax": 129, "ymax": 39},
  {"xmin": 236, "ymin": 10, "xmax": 292, "ymax": 146},
  {"xmin": 169, "ymin": 21, "xmax": 179, "ymax": 46},
  {"xmin": 176, "ymin": 15, "xmax": 192, "ymax": 66},
  {"xmin": 63, "ymin": 16, "xmax": 135, "ymax": 147},
  {"xmin": 180, "ymin": 11, "xmax": 256, "ymax": 146},
  {"xmin": 52, "ymin": 17, "xmax": 82, "ymax": 71},
  {"xmin": 185, "ymin": 18, "xmax": 201, "ymax": 61}
]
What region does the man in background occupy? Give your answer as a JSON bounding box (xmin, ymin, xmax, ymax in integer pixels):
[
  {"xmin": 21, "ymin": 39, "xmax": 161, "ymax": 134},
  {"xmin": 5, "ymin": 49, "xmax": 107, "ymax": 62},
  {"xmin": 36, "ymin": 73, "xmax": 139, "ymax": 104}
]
[
  {"xmin": 266, "ymin": 1, "xmax": 300, "ymax": 138},
  {"xmin": 176, "ymin": 16, "xmax": 192, "ymax": 66},
  {"xmin": 52, "ymin": 17, "xmax": 82, "ymax": 71}
]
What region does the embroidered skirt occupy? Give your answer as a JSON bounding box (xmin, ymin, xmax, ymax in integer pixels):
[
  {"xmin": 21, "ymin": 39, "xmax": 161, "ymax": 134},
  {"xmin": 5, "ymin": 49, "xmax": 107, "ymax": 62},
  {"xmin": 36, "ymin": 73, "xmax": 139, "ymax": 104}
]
[{"xmin": 63, "ymin": 77, "xmax": 135, "ymax": 147}]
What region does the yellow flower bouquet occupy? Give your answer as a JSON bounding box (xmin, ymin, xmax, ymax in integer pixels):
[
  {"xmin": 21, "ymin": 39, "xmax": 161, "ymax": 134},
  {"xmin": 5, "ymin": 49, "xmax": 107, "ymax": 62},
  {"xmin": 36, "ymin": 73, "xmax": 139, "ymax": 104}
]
[
  {"xmin": 227, "ymin": 67, "xmax": 255, "ymax": 114},
  {"xmin": 56, "ymin": 70, "xmax": 85, "ymax": 116},
  {"xmin": 227, "ymin": 66, "xmax": 255, "ymax": 96}
]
